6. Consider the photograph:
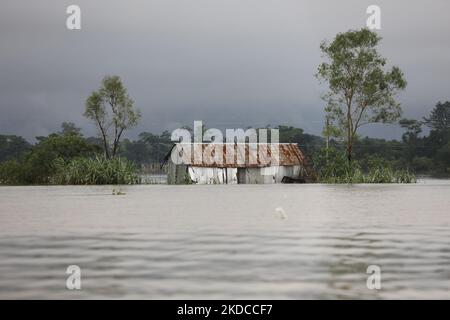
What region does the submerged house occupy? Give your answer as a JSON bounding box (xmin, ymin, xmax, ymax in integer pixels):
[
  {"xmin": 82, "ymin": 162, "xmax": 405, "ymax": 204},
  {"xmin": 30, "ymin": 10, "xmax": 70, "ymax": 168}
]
[{"xmin": 164, "ymin": 143, "xmax": 315, "ymax": 184}]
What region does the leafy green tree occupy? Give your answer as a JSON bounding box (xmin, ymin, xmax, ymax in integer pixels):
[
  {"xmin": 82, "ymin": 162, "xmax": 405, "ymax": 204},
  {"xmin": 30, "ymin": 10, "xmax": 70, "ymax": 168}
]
[
  {"xmin": 423, "ymin": 101, "xmax": 450, "ymax": 134},
  {"xmin": 423, "ymin": 101, "xmax": 450, "ymax": 154},
  {"xmin": 5, "ymin": 124, "xmax": 98, "ymax": 184},
  {"xmin": 277, "ymin": 125, "xmax": 324, "ymax": 156},
  {"xmin": 399, "ymin": 118, "xmax": 422, "ymax": 163},
  {"xmin": 435, "ymin": 141, "xmax": 450, "ymax": 174},
  {"xmin": 317, "ymin": 28, "xmax": 407, "ymax": 162},
  {"xmin": 59, "ymin": 122, "xmax": 82, "ymax": 136},
  {"xmin": 411, "ymin": 156, "xmax": 434, "ymax": 173},
  {"xmin": 0, "ymin": 135, "xmax": 31, "ymax": 162},
  {"xmin": 84, "ymin": 76, "xmax": 141, "ymax": 158},
  {"xmin": 120, "ymin": 131, "xmax": 173, "ymax": 164},
  {"xmin": 399, "ymin": 118, "xmax": 422, "ymax": 144},
  {"xmin": 0, "ymin": 160, "xmax": 25, "ymax": 184},
  {"xmin": 23, "ymin": 132, "xmax": 99, "ymax": 184}
]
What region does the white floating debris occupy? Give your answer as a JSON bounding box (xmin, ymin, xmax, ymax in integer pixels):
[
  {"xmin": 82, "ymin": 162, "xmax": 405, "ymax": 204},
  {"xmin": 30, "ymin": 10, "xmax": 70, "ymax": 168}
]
[
  {"xmin": 112, "ymin": 189, "xmax": 126, "ymax": 196},
  {"xmin": 275, "ymin": 207, "xmax": 288, "ymax": 220}
]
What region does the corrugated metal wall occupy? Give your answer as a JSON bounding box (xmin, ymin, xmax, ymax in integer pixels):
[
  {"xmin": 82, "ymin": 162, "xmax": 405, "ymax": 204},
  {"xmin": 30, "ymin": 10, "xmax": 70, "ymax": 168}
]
[{"xmin": 188, "ymin": 167, "xmax": 238, "ymax": 184}]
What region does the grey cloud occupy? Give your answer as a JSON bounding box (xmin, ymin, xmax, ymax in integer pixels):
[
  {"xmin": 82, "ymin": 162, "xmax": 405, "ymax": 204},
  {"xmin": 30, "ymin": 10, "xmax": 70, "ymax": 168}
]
[{"xmin": 0, "ymin": 0, "xmax": 449, "ymax": 141}]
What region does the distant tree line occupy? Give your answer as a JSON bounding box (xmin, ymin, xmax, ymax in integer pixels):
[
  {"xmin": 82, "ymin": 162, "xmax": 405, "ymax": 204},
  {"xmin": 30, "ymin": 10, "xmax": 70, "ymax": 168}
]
[{"xmin": 0, "ymin": 100, "xmax": 449, "ymax": 185}]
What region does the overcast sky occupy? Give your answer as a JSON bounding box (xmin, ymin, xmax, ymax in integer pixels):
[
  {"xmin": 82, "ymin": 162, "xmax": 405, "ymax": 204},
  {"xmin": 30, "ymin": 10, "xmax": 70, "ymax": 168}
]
[{"xmin": 1, "ymin": 0, "xmax": 449, "ymax": 141}]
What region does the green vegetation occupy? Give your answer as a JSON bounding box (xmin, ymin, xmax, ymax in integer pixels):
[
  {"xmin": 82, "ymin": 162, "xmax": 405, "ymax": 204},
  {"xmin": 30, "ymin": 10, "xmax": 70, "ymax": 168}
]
[
  {"xmin": 51, "ymin": 156, "xmax": 138, "ymax": 185},
  {"xmin": 119, "ymin": 131, "xmax": 173, "ymax": 164},
  {"xmin": 0, "ymin": 123, "xmax": 137, "ymax": 185},
  {"xmin": 0, "ymin": 126, "xmax": 98, "ymax": 185},
  {"xmin": 313, "ymin": 28, "xmax": 429, "ymax": 183},
  {"xmin": 84, "ymin": 76, "xmax": 141, "ymax": 159},
  {"xmin": 0, "ymin": 160, "xmax": 25, "ymax": 185},
  {"xmin": 317, "ymin": 28, "xmax": 407, "ymax": 163},
  {"xmin": 275, "ymin": 100, "xmax": 450, "ymax": 179},
  {"xmin": 0, "ymin": 75, "xmax": 145, "ymax": 186},
  {"xmin": 1, "ymin": 100, "xmax": 449, "ymax": 184},
  {"xmin": 0, "ymin": 135, "xmax": 31, "ymax": 162},
  {"xmin": 313, "ymin": 147, "xmax": 416, "ymax": 183}
]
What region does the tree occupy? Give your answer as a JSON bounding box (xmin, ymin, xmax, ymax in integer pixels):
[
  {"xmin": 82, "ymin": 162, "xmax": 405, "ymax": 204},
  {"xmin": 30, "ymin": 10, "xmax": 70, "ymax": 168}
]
[
  {"xmin": 423, "ymin": 101, "xmax": 450, "ymax": 173},
  {"xmin": 59, "ymin": 122, "xmax": 82, "ymax": 136},
  {"xmin": 322, "ymin": 105, "xmax": 343, "ymax": 152},
  {"xmin": 317, "ymin": 28, "xmax": 407, "ymax": 162},
  {"xmin": 0, "ymin": 135, "xmax": 31, "ymax": 162},
  {"xmin": 423, "ymin": 101, "xmax": 450, "ymax": 149},
  {"xmin": 423, "ymin": 101, "xmax": 450, "ymax": 133},
  {"xmin": 277, "ymin": 125, "xmax": 323, "ymax": 156},
  {"xmin": 399, "ymin": 118, "xmax": 422, "ymax": 163},
  {"xmin": 399, "ymin": 118, "xmax": 422, "ymax": 145},
  {"xmin": 435, "ymin": 141, "xmax": 450, "ymax": 174},
  {"xmin": 84, "ymin": 76, "xmax": 141, "ymax": 158},
  {"xmin": 22, "ymin": 132, "xmax": 99, "ymax": 184}
]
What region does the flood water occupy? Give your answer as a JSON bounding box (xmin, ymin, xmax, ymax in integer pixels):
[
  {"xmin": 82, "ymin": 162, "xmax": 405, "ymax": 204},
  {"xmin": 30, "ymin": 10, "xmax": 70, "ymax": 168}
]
[{"xmin": 0, "ymin": 180, "xmax": 449, "ymax": 299}]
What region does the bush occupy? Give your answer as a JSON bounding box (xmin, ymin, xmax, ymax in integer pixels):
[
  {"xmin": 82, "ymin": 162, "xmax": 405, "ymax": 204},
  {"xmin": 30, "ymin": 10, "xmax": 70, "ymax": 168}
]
[
  {"xmin": 0, "ymin": 160, "xmax": 25, "ymax": 185},
  {"xmin": 411, "ymin": 156, "xmax": 434, "ymax": 173},
  {"xmin": 51, "ymin": 156, "xmax": 138, "ymax": 185},
  {"xmin": 393, "ymin": 169, "xmax": 417, "ymax": 183},
  {"xmin": 22, "ymin": 133, "xmax": 99, "ymax": 184},
  {"xmin": 313, "ymin": 147, "xmax": 416, "ymax": 183}
]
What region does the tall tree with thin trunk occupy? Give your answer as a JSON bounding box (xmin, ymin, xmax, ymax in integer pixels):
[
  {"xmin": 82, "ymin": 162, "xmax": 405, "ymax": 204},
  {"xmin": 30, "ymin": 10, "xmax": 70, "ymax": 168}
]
[
  {"xmin": 317, "ymin": 28, "xmax": 407, "ymax": 162},
  {"xmin": 423, "ymin": 101, "xmax": 450, "ymax": 134},
  {"xmin": 84, "ymin": 76, "xmax": 141, "ymax": 158}
]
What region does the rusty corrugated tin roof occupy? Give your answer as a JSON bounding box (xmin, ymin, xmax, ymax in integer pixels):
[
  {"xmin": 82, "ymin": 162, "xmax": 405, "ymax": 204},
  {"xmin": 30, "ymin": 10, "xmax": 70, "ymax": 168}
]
[{"xmin": 169, "ymin": 143, "xmax": 307, "ymax": 168}]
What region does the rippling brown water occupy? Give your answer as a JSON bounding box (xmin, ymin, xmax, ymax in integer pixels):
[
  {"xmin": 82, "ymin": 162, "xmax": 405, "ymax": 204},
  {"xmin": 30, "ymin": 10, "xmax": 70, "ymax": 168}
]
[{"xmin": 0, "ymin": 181, "xmax": 449, "ymax": 299}]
